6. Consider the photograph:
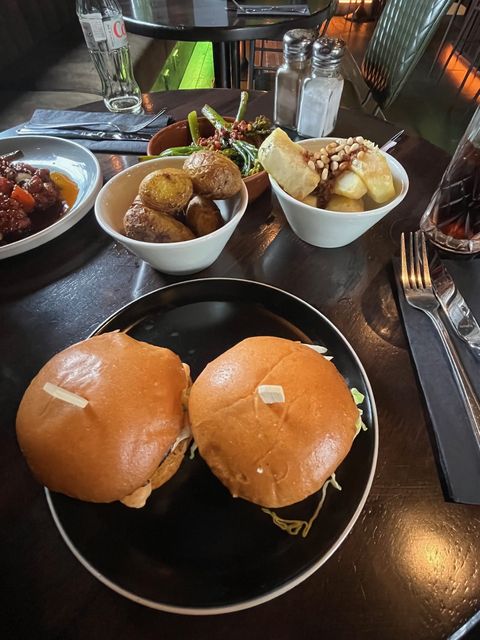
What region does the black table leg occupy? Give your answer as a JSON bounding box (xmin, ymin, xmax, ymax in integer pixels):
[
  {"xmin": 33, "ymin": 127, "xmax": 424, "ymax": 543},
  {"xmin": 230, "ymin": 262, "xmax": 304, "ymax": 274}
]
[{"xmin": 212, "ymin": 42, "xmax": 231, "ymax": 88}]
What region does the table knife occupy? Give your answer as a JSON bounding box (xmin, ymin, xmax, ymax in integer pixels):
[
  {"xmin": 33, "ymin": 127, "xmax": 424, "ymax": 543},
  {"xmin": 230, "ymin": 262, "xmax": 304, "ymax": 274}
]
[
  {"xmin": 231, "ymin": 1, "xmax": 309, "ymax": 14},
  {"xmin": 430, "ymin": 253, "xmax": 480, "ymax": 356},
  {"xmin": 16, "ymin": 127, "xmax": 151, "ymax": 142}
]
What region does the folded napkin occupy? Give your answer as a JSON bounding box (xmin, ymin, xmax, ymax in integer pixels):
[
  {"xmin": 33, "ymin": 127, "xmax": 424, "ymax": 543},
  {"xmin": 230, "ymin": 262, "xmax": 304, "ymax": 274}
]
[
  {"xmin": 393, "ymin": 257, "xmax": 480, "ymax": 504},
  {"xmin": 233, "ymin": 1, "xmax": 310, "ymax": 15},
  {"xmin": 14, "ymin": 109, "xmax": 172, "ymax": 154}
]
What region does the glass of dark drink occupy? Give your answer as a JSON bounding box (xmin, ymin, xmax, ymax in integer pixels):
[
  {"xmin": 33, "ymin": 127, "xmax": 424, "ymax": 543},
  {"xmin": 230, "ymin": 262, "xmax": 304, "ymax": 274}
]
[{"xmin": 420, "ymin": 106, "xmax": 480, "ymax": 254}]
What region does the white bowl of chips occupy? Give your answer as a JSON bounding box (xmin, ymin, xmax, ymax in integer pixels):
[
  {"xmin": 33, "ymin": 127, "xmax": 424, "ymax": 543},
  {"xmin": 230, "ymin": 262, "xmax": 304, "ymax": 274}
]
[{"xmin": 264, "ymin": 134, "xmax": 409, "ymax": 248}]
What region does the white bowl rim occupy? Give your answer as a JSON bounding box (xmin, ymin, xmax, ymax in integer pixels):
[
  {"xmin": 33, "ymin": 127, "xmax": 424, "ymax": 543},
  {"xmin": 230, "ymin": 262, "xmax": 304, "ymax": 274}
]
[
  {"xmin": 94, "ymin": 156, "xmax": 248, "ymax": 250},
  {"xmin": 268, "ymin": 137, "xmax": 409, "ymax": 219},
  {"xmin": 0, "ymin": 135, "xmax": 102, "ymax": 259}
]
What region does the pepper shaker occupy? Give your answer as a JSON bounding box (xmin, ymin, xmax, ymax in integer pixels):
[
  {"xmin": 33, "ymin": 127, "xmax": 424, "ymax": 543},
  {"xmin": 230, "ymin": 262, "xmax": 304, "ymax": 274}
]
[{"xmin": 273, "ymin": 29, "xmax": 315, "ymax": 131}]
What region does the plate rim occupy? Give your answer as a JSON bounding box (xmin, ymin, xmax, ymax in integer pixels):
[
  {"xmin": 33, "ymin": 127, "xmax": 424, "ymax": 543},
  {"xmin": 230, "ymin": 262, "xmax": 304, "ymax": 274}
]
[
  {"xmin": 45, "ymin": 277, "xmax": 379, "ymax": 615},
  {"xmin": 0, "ymin": 135, "xmax": 103, "ymax": 260}
]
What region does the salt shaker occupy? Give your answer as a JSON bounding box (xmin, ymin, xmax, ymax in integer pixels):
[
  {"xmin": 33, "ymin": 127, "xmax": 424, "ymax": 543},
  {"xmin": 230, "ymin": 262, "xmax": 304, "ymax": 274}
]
[
  {"xmin": 273, "ymin": 29, "xmax": 315, "ymax": 130},
  {"xmin": 296, "ymin": 38, "xmax": 345, "ymax": 138}
]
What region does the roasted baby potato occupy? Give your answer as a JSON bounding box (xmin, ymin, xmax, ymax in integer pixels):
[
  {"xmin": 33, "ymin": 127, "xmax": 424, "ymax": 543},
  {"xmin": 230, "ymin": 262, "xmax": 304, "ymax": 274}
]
[
  {"xmin": 139, "ymin": 168, "xmax": 193, "ymax": 213},
  {"xmin": 326, "ymin": 195, "xmax": 365, "ymax": 212},
  {"xmin": 124, "ymin": 197, "xmax": 195, "ymax": 243},
  {"xmin": 186, "ymin": 196, "xmax": 224, "ymax": 237},
  {"xmin": 183, "ymin": 151, "xmax": 243, "ymax": 199}
]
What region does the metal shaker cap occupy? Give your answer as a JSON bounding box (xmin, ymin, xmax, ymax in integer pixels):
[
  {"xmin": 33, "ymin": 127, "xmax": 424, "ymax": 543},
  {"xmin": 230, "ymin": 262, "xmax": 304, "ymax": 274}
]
[
  {"xmin": 283, "ymin": 28, "xmax": 315, "ymax": 60},
  {"xmin": 312, "ymin": 37, "xmax": 345, "ymax": 68}
]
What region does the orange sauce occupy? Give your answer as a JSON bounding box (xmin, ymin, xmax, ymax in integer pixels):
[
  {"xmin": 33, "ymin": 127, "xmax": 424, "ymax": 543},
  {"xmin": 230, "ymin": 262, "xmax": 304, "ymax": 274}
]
[{"xmin": 50, "ymin": 172, "xmax": 79, "ymax": 209}]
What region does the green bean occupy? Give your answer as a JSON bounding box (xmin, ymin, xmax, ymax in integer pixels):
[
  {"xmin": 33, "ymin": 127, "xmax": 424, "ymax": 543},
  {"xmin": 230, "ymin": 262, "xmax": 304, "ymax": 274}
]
[
  {"xmin": 158, "ymin": 145, "xmax": 203, "ymax": 157},
  {"xmin": 187, "ymin": 111, "xmax": 200, "ymax": 144}
]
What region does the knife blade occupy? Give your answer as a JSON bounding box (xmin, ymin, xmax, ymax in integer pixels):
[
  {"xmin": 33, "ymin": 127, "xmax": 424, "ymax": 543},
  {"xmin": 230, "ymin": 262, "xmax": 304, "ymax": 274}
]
[
  {"xmin": 429, "ymin": 252, "xmax": 480, "ymax": 356},
  {"xmin": 16, "ymin": 127, "xmax": 151, "ymax": 142}
]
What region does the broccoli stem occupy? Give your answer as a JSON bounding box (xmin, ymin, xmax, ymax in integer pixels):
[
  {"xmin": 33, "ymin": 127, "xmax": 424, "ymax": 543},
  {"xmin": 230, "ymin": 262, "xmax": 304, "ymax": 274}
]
[{"xmin": 187, "ymin": 111, "xmax": 200, "ymax": 144}]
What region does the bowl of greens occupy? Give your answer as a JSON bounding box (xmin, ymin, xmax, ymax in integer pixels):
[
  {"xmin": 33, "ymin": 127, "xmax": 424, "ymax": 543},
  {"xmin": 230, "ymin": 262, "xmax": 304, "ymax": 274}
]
[{"xmin": 146, "ymin": 92, "xmax": 272, "ymax": 203}]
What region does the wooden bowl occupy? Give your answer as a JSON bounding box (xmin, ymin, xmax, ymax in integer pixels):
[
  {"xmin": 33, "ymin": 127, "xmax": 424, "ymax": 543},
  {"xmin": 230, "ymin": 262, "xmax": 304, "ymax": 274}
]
[{"xmin": 147, "ymin": 117, "xmax": 270, "ymax": 203}]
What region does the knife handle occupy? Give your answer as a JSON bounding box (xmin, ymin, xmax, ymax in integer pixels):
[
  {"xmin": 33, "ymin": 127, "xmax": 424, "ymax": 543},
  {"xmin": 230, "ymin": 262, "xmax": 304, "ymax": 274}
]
[{"xmin": 429, "ymin": 308, "xmax": 480, "ymax": 450}]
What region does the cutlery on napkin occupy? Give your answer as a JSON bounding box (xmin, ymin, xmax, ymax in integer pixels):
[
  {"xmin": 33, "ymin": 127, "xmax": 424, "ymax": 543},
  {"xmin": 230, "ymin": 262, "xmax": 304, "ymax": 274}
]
[
  {"xmin": 429, "ymin": 250, "xmax": 480, "ymax": 357},
  {"xmin": 393, "ymin": 256, "xmax": 480, "ymax": 504},
  {"xmin": 231, "ymin": 0, "xmax": 310, "ymax": 15},
  {"xmin": 15, "ymin": 109, "xmax": 172, "ymax": 154}
]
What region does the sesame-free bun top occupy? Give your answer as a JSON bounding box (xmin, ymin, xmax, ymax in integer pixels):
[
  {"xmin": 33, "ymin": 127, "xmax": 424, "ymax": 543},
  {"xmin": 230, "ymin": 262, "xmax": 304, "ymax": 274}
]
[
  {"xmin": 16, "ymin": 332, "xmax": 189, "ymax": 503},
  {"xmin": 188, "ymin": 336, "xmax": 359, "ymax": 508}
]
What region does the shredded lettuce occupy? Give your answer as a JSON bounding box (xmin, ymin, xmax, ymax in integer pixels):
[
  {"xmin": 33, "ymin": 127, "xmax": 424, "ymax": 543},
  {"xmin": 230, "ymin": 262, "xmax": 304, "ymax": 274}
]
[
  {"xmin": 262, "ymin": 474, "xmax": 342, "ymax": 538},
  {"xmin": 351, "ymin": 387, "xmax": 365, "ymax": 406},
  {"xmin": 351, "ymin": 387, "xmax": 367, "ymax": 435},
  {"xmin": 189, "ymin": 441, "xmax": 198, "ymax": 460}
]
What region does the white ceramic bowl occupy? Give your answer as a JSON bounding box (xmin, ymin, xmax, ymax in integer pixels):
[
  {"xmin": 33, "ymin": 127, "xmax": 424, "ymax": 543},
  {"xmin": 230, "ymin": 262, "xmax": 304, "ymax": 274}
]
[
  {"xmin": 95, "ymin": 157, "xmax": 248, "ymax": 275},
  {"xmin": 269, "ymin": 137, "xmax": 409, "ymax": 248}
]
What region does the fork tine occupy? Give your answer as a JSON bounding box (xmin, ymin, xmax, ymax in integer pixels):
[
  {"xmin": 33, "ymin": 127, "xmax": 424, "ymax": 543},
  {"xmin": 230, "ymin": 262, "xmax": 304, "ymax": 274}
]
[
  {"xmin": 400, "ymin": 232, "xmax": 409, "ymax": 289},
  {"xmin": 408, "ymin": 232, "xmax": 416, "ymax": 288},
  {"xmin": 414, "ymin": 231, "xmax": 423, "ymax": 288},
  {"xmin": 419, "ymin": 232, "xmax": 432, "ymax": 287},
  {"xmin": 141, "ymin": 108, "xmax": 167, "ymax": 128}
]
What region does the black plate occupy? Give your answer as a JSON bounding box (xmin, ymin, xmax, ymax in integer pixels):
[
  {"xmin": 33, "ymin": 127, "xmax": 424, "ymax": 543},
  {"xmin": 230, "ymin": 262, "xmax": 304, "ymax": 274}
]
[{"xmin": 46, "ymin": 278, "xmax": 378, "ymax": 614}]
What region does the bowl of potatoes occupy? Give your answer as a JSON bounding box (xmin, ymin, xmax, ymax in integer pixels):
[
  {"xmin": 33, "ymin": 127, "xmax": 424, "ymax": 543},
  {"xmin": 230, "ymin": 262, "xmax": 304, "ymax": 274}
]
[
  {"xmin": 259, "ymin": 130, "xmax": 409, "ymax": 248},
  {"xmin": 95, "ymin": 152, "xmax": 248, "ymax": 275}
]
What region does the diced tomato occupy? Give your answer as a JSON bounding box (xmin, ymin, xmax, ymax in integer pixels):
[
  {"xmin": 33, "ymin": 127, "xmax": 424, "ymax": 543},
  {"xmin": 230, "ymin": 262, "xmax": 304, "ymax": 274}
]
[{"xmin": 11, "ymin": 185, "xmax": 36, "ymax": 213}]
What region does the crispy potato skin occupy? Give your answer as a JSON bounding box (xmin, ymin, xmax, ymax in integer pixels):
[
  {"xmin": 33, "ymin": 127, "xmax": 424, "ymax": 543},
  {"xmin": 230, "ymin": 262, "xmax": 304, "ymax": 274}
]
[
  {"xmin": 139, "ymin": 168, "xmax": 193, "ymax": 213},
  {"xmin": 124, "ymin": 198, "xmax": 195, "ymax": 243},
  {"xmin": 186, "ymin": 196, "xmax": 224, "ymax": 236},
  {"xmin": 183, "ymin": 151, "xmax": 243, "ymax": 199}
]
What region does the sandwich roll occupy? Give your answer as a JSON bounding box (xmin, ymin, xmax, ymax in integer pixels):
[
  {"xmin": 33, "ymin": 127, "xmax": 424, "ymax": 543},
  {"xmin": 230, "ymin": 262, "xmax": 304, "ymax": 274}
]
[
  {"xmin": 16, "ymin": 332, "xmax": 191, "ymax": 505},
  {"xmin": 188, "ymin": 336, "xmax": 359, "ymax": 509}
]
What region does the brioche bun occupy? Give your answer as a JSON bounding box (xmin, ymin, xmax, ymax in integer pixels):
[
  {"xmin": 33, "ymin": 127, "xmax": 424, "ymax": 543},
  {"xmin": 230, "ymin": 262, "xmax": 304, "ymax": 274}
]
[
  {"xmin": 188, "ymin": 336, "xmax": 358, "ymax": 508},
  {"xmin": 16, "ymin": 332, "xmax": 190, "ymax": 504}
]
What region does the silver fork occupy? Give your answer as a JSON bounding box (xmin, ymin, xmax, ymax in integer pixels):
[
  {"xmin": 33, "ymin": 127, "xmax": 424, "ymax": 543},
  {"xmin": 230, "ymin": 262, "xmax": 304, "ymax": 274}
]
[
  {"xmin": 22, "ymin": 108, "xmax": 167, "ymax": 134},
  {"xmin": 400, "ymin": 231, "xmax": 480, "ymax": 449}
]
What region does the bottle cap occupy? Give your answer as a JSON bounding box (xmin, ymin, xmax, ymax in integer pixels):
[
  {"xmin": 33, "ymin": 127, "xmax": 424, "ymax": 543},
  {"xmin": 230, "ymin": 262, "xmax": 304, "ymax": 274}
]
[
  {"xmin": 283, "ymin": 29, "xmax": 315, "ymax": 60},
  {"xmin": 312, "ymin": 37, "xmax": 345, "ymax": 69}
]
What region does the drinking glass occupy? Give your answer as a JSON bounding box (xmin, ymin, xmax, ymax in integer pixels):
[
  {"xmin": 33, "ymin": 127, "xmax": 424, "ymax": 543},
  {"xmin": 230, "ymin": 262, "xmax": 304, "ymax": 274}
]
[{"xmin": 420, "ymin": 105, "xmax": 480, "ymax": 254}]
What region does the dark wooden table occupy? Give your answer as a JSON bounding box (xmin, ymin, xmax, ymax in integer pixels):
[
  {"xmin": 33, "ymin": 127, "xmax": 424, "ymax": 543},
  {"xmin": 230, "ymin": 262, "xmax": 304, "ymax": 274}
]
[
  {"xmin": 119, "ymin": 0, "xmax": 331, "ymax": 88},
  {"xmin": 1, "ymin": 89, "xmax": 479, "ymax": 640}
]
